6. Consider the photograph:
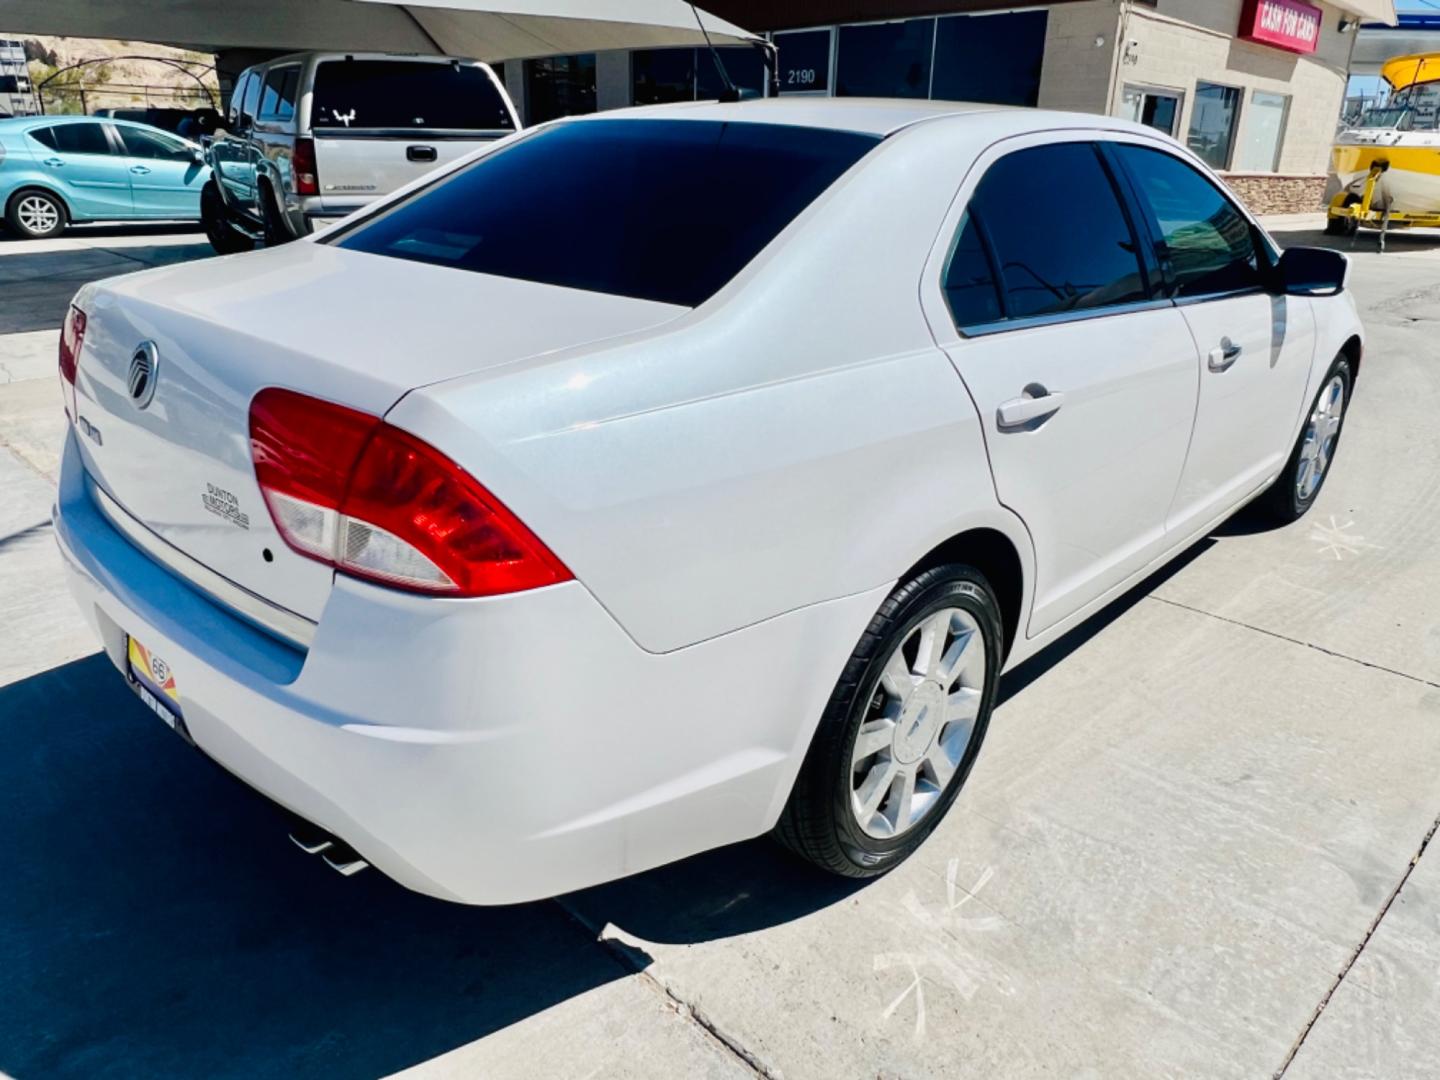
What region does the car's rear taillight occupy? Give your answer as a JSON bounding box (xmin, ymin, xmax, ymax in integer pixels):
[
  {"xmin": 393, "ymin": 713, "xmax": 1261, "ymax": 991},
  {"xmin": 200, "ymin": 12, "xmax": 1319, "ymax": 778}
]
[
  {"xmin": 248, "ymin": 388, "xmax": 572, "ymax": 597},
  {"xmin": 292, "ymin": 137, "xmax": 319, "ymax": 197},
  {"xmin": 58, "ymin": 304, "xmax": 86, "ymax": 420}
]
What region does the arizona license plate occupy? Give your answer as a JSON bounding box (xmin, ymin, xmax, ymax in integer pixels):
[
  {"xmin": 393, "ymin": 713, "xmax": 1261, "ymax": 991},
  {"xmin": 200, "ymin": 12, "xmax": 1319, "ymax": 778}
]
[{"xmin": 126, "ymin": 635, "xmax": 184, "ymax": 732}]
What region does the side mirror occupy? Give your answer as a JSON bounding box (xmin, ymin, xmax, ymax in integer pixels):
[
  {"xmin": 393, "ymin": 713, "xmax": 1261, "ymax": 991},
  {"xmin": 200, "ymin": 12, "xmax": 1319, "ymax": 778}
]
[{"xmin": 1276, "ymin": 246, "xmax": 1349, "ymax": 296}]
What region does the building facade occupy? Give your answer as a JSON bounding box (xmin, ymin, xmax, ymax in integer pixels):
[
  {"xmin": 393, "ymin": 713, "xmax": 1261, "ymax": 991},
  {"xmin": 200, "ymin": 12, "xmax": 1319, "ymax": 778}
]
[
  {"xmin": 0, "ymin": 38, "xmax": 37, "ymax": 117},
  {"xmin": 502, "ymin": 0, "xmax": 1378, "ymax": 213}
]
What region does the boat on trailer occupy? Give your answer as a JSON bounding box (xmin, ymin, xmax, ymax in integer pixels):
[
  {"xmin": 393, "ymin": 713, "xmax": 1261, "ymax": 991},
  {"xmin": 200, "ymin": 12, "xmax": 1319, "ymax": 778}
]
[{"xmin": 1329, "ymin": 52, "xmax": 1440, "ymax": 248}]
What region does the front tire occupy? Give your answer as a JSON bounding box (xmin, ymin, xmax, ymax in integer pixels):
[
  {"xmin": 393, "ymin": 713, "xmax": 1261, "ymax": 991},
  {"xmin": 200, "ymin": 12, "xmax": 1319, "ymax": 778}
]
[
  {"xmin": 1259, "ymin": 354, "xmax": 1353, "ymax": 523},
  {"xmin": 6, "ymin": 189, "xmax": 67, "ymax": 239},
  {"xmin": 201, "ymin": 180, "xmax": 254, "ymax": 255},
  {"xmin": 775, "ymin": 564, "xmax": 1003, "ymax": 878}
]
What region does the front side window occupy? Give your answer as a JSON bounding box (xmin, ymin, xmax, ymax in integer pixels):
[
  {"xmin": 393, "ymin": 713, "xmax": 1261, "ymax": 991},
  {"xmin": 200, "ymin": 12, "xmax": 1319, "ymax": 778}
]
[
  {"xmin": 963, "ymin": 142, "xmax": 1147, "ymax": 321},
  {"xmin": 239, "ymin": 72, "xmax": 262, "ymax": 126},
  {"xmin": 119, "ymin": 126, "xmax": 194, "ymax": 162},
  {"xmin": 335, "ymin": 119, "xmax": 877, "ymax": 308},
  {"xmin": 43, "ymin": 122, "xmax": 113, "ymax": 156},
  {"xmin": 312, "ymin": 60, "xmax": 515, "ymax": 130},
  {"xmin": 227, "ymin": 72, "xmax": 251, "ymax": 127},
  {"xmin": 1187, "ymin": 82, "xmax": 1242, "ymax": 170},
  {"xmin": 1115, "ymin": 144, "xmax": 1263, "ymax": 298}
]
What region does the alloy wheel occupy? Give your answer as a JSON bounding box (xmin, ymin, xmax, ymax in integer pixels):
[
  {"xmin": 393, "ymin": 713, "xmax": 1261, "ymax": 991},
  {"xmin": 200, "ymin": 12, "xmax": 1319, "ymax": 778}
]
[
  {"xmin": 17, "ymin": 195, "xmax": 59, "ymax": 235},
  {"xmin": 850, "ymin": 607, "xmax": 986, "ymax": 839},
  {"xmin": 1296, "ymin": 374, "xmax": 1346, "ymax": 502}
]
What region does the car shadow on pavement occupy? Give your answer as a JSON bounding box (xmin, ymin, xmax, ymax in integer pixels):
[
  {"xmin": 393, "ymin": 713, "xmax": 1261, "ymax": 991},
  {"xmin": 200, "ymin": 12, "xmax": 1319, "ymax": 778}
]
[
  {"xmin": 0, "ymin": 654, "xmax": 636, "ymax": 1079},
  {"xmin": 0, "ymin": 244, "xmax": 215, "ymax": 334},
  {"xmin": 0, "ymin": 222, "xmax": 204, "ymax": 243}
]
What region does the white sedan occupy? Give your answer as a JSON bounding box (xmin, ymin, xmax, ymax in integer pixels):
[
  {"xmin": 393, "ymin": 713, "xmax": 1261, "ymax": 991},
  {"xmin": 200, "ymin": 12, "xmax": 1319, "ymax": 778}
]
[{"xmin": 54, "ymin": 100, "xmax": 1362, "ymax": 904}]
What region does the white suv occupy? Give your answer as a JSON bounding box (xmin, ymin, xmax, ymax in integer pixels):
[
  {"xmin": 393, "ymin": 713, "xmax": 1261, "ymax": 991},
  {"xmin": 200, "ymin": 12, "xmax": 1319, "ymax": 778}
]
[{"xmin": 201, "ymin": 51, "xmax": 518, "ymax": 252}]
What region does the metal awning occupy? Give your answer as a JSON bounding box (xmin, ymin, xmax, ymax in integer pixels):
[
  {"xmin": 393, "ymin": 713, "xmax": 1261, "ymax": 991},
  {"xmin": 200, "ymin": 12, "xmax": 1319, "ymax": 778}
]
[
  {"xmin": 1333, "ymin": 0, "xmax": 1398, "ymax": 27},
  {"xmin": 0, "ymin": 0, "xmax": 759, "ymax": 61}
]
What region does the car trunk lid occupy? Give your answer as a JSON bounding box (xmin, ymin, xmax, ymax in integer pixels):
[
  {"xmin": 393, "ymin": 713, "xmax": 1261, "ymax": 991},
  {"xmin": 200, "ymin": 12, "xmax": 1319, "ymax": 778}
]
[{"xmin": 71, "ymin": 241, "xmax": 684, "ymax": 624}]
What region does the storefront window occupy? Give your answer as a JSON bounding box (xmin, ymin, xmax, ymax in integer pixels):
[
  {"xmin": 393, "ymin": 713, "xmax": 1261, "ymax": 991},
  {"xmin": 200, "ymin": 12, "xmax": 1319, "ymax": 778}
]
[
  {"xmin": 931, "ymin": 11, "xmax": 1047, "ymax": 107},
  {"xmin": 525, "ymin": 54, "xmax": 596, "ymax": 124},
  {"xmin": 1236, "ymin": 91, "xmax": 1290, "ymax": 172},
  {"xmin": 1187, "ymin": 82, "xmax": 1242, "ymax": 170},
  {"xmin": 696, "ymin": 47, "xmax": 766, "ymax": 100},
  {"xmin": 836, "ymin": 19, "xmax": 935, "ymax": 99},
  {"xmin": 774, "ymin": 29, "xmax": 831, "ymax": 95},
  {"xmin": 633, "ymin": 48, "xmax": 695, "ymax": 106},
  {"xmin": 632, "ymin": 47, "xmax": 765, "ymax": 105},
  {"xmin": 1121, "ymin": 85, "xmax": 1182, "ymax": 137}
]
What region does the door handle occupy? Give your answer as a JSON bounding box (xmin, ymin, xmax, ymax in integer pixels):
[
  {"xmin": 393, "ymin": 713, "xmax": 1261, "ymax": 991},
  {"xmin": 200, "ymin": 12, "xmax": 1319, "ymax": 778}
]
[
  {"xmin": 130, "ymin": 165, "xmax": 151, "ymax": 175},
  {"xmin": 1208, "ymin": 339, "xmax": 1243, "ymax": 372},
  {"xmin": 997, "ymin": 385, "xmax": 1066, "ymax": 430},
  {"xmin": 42, "ymin": 156, "xmax": 64, "ymax": 167}
]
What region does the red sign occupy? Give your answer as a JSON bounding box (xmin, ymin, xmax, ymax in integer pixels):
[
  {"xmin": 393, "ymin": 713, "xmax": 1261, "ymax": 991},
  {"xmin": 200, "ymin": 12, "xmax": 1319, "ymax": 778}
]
[{"xmin": 1239, "ymin": 0, "xmax": 1323, "ymax": 55}]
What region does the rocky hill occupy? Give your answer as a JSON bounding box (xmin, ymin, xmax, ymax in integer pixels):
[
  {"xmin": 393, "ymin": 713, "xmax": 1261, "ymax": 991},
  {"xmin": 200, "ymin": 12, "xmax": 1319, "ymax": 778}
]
[{"xmin": 16, "ymin": 35, "xmax": 217, "ymax": 114}]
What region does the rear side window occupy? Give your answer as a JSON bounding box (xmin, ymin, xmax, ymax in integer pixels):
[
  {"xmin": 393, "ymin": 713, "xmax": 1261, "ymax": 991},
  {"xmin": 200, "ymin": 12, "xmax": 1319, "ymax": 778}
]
[
  {"xmin": 260, "ymin": 66, "xmax": 300, "ymax": 120},
  {"xmin": 336, "ymin": 119, "xmax": 878, "ymax": 307},
  {"xmin": 966, "ymin": 143, "xmax": 1147, "ymax": 321},
  {"xmin": 119, "ymin": 126, "xmax": 193, "ymax": 162},
  {"xmin": 37, "ymin": 123, "xmax": 113, "ymax": 156},
  {"xmin": 1114, "ymin": 144, "xmax": 1263, "ymax": 298},
  {"xmin": 311, "ymin": 60, "xmax": 514, "ymax": 131},
  {"xmin": 943, "ymin": 213, "xmax": 1003, "ymax": 328}
]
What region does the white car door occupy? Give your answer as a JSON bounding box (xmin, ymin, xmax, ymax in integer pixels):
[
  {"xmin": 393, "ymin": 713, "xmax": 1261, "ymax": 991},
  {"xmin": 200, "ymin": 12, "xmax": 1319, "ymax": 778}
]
[
  {"xmin": 1108, "ymin": 142, "xmax": 1316, "ymax": 534},
  {"xmin": 922, "ymin": 136, "xmax": 1201, "ymax": 636}
]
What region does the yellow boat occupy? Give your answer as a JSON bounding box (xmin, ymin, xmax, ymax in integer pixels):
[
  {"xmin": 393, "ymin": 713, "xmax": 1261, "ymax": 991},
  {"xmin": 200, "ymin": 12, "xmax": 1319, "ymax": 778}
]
[{"xmin": 1328, "ymin": 52, "xmax": 1440, "ymax": 244}]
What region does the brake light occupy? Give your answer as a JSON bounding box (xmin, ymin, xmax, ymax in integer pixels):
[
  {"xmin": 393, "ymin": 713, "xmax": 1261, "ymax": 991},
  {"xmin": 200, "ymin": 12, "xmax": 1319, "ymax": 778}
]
[
  {"xmin": 58, "ymin": 304, "xmax": 86, "ymax": 420},
  {"xmin": 248, "ymin": 388, "xmax": 572, "ymax": 597},
  {"xmin": 292, "ymin": 137, "xmax": 319, "ymax": 196}
]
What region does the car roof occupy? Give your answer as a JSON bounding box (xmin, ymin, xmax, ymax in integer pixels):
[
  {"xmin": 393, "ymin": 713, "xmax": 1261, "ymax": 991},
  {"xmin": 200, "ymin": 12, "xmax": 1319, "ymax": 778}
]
[{"xmin": 570, "ymin": 97, "xmax": 1163, "ymax": 141}]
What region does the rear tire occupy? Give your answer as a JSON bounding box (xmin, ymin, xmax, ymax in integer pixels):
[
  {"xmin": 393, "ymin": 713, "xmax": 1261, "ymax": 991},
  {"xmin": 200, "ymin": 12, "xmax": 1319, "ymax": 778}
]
[
  {"xmin": 1257, "ymin": 354, "xmax": 1353, "ymax": 524},
  {"xmin": 774, "ymin": 564, "xmax": 1003, "ymax": 878},
  {"xmin": 259, "ymin": 182, "xmax": 293, "ymax": 247},
  {"xmin": 6, "ymin": 189, "xmax": 67, "ymax": 239},
  {"xmin": 201, "ymin": 180, "xmax": 254, "ymax": 255}
]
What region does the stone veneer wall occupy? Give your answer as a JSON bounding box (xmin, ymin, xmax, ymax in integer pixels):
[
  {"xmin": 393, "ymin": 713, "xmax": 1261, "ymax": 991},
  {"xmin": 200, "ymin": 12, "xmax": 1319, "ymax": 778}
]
[{"xmin": 1221, "ymin": 174, "xmax": 1329, "ymax": 216}]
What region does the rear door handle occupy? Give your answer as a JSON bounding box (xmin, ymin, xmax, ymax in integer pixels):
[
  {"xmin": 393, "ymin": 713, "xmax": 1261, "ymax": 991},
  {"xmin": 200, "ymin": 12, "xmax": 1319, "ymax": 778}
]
[
  {"xmin": 997, "ymin": 386, "xmax": 1066, "ymax": 430},
  {"xmin": 43, "ymin": 156, "xmax": 64, "ymax": 167},
  {"xmin": 406, "ymin": 145, "xmax": 438, "ymax": 162},
  {"xmin": 1208, "ymin": 339, "xmax": 1243, "ymax": 372}
]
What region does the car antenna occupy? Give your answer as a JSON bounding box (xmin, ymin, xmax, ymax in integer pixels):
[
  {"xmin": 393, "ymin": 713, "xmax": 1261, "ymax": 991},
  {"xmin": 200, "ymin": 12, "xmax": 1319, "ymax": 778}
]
[{"xmin": 690, "ymin": 2, "xmax": 740, "ymax": 103}]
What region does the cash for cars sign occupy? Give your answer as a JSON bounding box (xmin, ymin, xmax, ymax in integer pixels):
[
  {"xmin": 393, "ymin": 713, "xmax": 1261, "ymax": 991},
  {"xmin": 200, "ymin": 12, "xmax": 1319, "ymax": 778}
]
[{"xmin": 1239, "ymin": 0, "xmax": 1323, "ymax": 55}]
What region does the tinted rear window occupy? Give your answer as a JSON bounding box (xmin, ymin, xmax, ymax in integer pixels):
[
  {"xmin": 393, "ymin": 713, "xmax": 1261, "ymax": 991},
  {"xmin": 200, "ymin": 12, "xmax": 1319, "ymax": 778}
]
[
  {"xmin": 335, "ymin": 119, "xmax": 879, "ymax": 307},
  {"xmin": 311, "ymin": 60, "xmax": 514, "ymax": 131}
]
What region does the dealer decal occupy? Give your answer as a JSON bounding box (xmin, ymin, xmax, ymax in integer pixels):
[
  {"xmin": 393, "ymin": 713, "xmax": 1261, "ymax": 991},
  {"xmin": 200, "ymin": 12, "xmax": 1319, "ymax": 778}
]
[{"xmin": 201, "ymin": 482, "xmax": 250, "ymax": 530}]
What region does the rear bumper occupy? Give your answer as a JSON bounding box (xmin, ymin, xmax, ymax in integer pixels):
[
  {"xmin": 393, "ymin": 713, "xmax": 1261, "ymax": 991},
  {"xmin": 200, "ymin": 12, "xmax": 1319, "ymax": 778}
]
[{"xmin": 53, "ymin": 429, "xmax": 882, "ymax": 904}]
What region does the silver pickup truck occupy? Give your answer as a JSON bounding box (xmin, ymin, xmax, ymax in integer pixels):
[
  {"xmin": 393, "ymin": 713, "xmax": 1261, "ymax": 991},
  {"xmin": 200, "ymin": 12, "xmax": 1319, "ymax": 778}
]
[{"xmin": 201, "ymin": 51, "xmax": 519, "ymax": 252}]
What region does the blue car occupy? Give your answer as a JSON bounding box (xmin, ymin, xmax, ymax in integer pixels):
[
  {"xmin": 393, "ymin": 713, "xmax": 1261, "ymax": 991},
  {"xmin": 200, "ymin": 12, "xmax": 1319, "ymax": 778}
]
[{"xmin": 0, "ymin": 115, "xmax": 210, "ymax": 239}]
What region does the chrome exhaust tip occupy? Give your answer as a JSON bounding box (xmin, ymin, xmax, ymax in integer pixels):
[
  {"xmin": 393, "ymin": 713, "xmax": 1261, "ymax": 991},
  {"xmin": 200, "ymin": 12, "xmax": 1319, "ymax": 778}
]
[{"xmin": 288, "ymin": 822, "xmax": 369, "ymax": 876}]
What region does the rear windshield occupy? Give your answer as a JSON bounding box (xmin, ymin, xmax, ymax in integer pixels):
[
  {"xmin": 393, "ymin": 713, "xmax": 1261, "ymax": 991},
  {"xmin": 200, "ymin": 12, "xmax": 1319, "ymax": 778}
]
[
  {"xmin": 311, "ymin": 60, "xmax": 514, "ymax": 131},
  {"xmin": 334, "ymin": 119, "xmax": 879, "ymax": 307}
]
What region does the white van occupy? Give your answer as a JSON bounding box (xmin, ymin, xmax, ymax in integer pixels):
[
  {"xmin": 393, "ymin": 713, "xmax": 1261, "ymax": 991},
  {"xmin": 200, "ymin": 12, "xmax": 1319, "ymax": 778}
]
[{"xmin": 202, "ymin": 51, "xmax": 519, "ymax": 252}]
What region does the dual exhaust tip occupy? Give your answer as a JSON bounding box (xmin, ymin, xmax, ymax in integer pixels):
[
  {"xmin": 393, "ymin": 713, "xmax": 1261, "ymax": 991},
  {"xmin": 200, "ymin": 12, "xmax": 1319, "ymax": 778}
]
[{"xmin": 288, "ymin": 821, "xmax": 369, "ymax": 877}]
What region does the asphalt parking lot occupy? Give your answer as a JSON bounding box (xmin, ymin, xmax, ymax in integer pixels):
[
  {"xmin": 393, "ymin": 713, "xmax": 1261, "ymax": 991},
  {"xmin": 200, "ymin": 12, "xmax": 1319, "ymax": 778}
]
[{"xmin": 2, "ymin": 217, "xmax": 1438, "ymax": 1080}]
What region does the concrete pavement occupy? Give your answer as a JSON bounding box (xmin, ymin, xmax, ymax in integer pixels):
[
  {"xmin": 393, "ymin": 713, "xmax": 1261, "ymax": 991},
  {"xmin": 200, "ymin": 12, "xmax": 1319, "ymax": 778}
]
[{"xmin": 1, "ymin": 217, "xmax": 1438, "ymax": 1079}]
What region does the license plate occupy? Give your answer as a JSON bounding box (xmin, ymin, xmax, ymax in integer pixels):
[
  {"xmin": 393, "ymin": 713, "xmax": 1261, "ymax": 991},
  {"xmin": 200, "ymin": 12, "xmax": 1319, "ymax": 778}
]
[{"xmin": 126, "ymin": 635, "xmax": 184, "ymax": 733}]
